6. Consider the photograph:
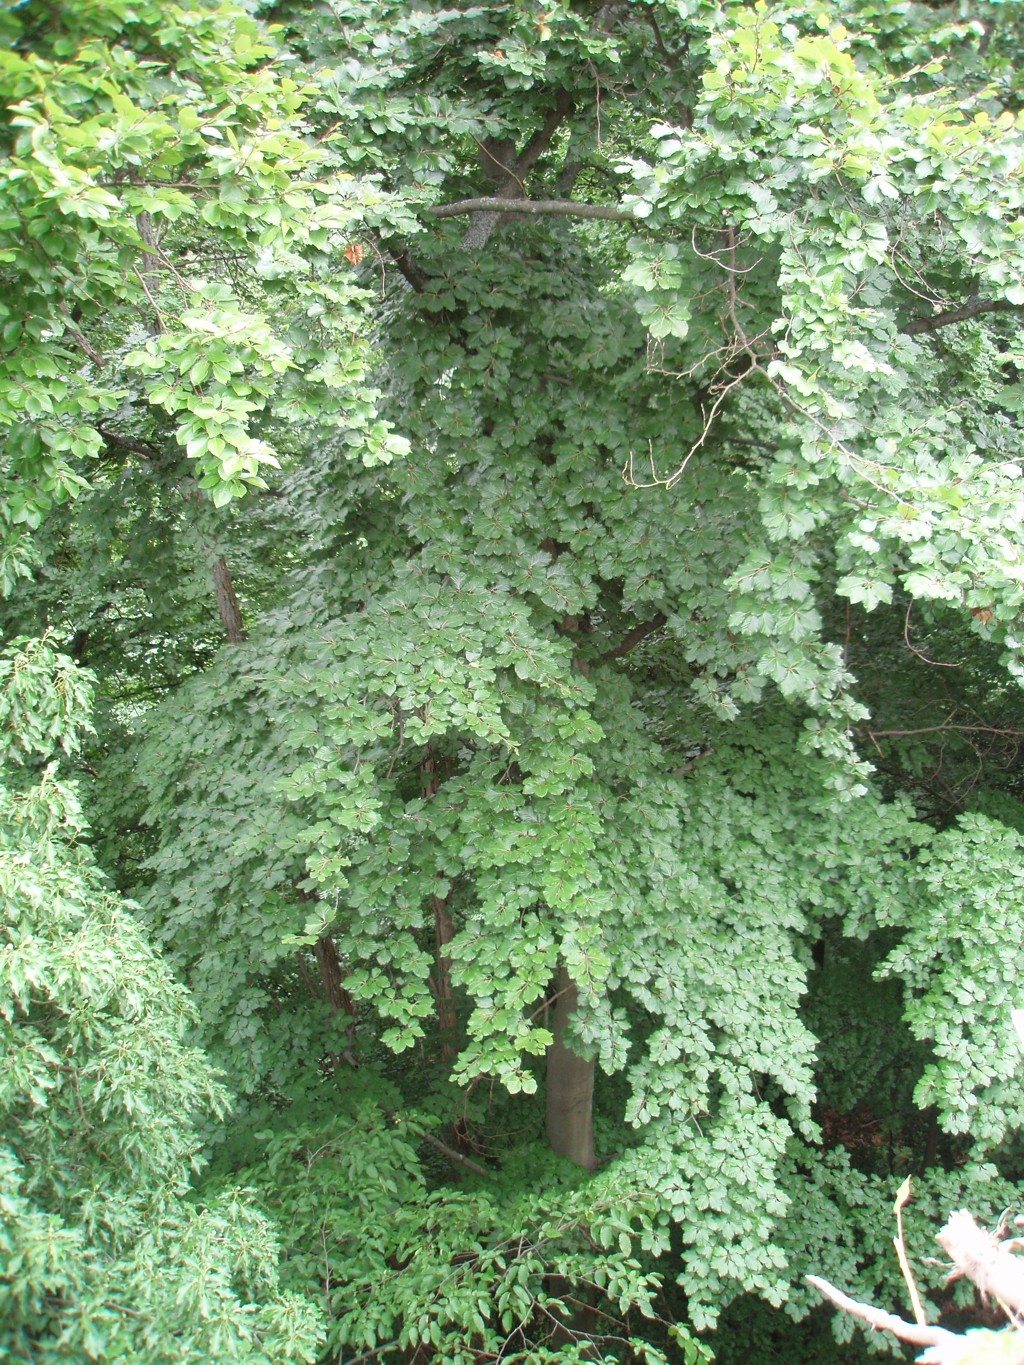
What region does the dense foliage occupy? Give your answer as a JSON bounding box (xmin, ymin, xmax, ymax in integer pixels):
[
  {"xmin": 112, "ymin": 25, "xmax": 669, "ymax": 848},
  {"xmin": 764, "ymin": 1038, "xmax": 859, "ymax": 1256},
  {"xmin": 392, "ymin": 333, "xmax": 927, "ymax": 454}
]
[
  {"xmin": 3, "ymin": 0, "xmax": 1024, "ymax": 1360},
  {"xmin": 0, "ymin": 637, "xmax": 322, "ymax": 1362}
]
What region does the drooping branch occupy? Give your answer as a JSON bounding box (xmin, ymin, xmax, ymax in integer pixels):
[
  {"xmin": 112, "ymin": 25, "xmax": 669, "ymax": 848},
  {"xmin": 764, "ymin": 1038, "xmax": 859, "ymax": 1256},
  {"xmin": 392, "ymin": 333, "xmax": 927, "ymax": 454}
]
[
  {"xmin": 600, "ymin": 612, "xmax": 668, "ymax": 660},
  {"xmin": 902, "ymin": 298, "xmax": 1016, "ymax": 335},
  {"xmin": 434, "ymin": 197, "xmax": 634, "ymax": 223}
]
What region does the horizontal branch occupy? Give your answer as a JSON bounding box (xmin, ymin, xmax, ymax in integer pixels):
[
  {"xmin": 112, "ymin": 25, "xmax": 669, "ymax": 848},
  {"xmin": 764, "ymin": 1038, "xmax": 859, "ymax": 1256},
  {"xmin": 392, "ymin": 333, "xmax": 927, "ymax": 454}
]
[
  {"xmin": 430, "ymin": 196, "xmax": 634, "ymax": 223},
  {"xmin": 902, "ymin": 298, "xmax": 1016, "ymax": 335},
  {"xmin": 863, "ymin": 723, "xmax": 1024, "ymax": 740}
]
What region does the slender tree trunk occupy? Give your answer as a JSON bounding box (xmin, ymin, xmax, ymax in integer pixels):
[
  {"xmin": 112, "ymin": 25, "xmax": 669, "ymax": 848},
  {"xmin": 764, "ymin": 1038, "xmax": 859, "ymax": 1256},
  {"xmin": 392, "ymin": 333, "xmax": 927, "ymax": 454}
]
[
  {"xmin": 544, "ymin": 970, "xmax": 600, "ymax": 1355},
  {"xmin": 313, "ymin": 933, "xmax": 356, "ymax": 1016},
  {"xmin": 422, "ymin": 743, "xmax": 459, "ymax": 1067},
  {"xmin": 545, "ymin": 964, "xmax": 596, "ymax": 1170},
  {"xmin": 211, "ymin": 555, "xmax": 247, "ymax": 643},
  {"xmin": 303, "ymin": 932, "xmax": 359, "ymax": 1069},
  {"xmin": 430, "ymin": 888, "xmax": 458, "ymax": 1068}
]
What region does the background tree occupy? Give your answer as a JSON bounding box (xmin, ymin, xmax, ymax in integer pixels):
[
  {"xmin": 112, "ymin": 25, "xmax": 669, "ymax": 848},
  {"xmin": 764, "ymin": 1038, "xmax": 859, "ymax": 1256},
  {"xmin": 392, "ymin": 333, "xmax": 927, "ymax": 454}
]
[{"xmin": 4, "ymin": 0, "xmax": 1024, "ymax": 1361}]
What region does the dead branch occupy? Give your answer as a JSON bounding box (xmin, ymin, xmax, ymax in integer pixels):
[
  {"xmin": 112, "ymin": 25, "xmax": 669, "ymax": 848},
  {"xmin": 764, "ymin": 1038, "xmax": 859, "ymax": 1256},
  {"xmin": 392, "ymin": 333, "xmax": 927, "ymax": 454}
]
[
  {"xmin": 938, "ymin": 1211, "xmax": 1024, "ymax": 1319},
  {"xmin": 810, "ymin": 1205, "xmax": 1024, "ymax": 1365},
  {"xmin": 894, "ymin": 1175, "xmax": 929, "ymax": 1327},
  {"xmin": 805, "ymin": 1275, "xmax": 956, "ymax": 1350}
]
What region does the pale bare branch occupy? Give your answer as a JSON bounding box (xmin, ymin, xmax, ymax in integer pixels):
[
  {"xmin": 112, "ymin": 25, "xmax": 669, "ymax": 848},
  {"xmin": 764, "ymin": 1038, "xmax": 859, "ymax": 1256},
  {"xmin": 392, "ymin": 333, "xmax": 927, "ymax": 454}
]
[
  {"xmin": 805, "ymin": 1275, "xmax": 955, "ymax": 1349},
  {"xmin": 938, "ymin": 1212, "xmax": 1024, "ymax": 1319}
]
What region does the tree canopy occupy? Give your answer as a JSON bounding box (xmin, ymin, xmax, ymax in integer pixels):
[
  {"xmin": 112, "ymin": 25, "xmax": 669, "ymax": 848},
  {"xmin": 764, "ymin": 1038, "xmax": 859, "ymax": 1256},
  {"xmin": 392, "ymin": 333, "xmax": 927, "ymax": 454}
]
[{"xmin": 3, "ymin": 1, "xmax": 1024, "ymax": 1361}]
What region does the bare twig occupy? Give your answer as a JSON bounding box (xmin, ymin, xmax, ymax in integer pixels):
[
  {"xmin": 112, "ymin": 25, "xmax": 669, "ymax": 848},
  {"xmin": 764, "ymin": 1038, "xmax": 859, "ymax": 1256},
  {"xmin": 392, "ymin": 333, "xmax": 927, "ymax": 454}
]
[
  {"xmin": 339, "ymin": 1341, "xmax": 402, "ymax": 1364},
  {"xmin": 863, "ymin": 723, "xmax": 1024, "ymax": 740},
  {"xmin": 893, "ymin": 1176, "xmax": 928, "ymax": 1327},
  {"xmin": 132, "ymin": 263, "xmax": 166, "ymax": 333},
  {"xmin": 904, "ymin": 602, "xmax": 961, "ymax": 668}
]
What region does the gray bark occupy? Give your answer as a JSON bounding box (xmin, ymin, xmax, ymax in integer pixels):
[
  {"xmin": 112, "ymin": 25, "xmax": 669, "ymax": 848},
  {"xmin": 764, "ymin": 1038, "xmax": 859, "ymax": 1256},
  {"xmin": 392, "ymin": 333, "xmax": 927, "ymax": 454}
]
[
  {"xmin": 211, "ymin": 555, "xmax": 247, "ymax": 643},
  {"xmin": 545, "ymin": 965, "xmax": 596, "ymax": 1170}
]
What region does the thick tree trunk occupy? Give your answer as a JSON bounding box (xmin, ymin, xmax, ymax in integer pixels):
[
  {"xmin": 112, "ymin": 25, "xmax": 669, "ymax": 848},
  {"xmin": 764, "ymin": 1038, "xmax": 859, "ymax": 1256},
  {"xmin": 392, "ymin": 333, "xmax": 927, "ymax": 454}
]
[{"xmin": 545, "ymin": 964, "xmax": 596, "ymax": 1170}]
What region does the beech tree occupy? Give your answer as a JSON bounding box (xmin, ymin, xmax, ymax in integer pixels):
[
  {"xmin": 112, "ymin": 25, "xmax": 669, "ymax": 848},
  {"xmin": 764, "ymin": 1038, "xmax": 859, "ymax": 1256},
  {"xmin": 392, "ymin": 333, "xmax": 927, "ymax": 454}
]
[{"xmin": 4, "ymin": 0, "xmax": 1024, "ymax": 1360}]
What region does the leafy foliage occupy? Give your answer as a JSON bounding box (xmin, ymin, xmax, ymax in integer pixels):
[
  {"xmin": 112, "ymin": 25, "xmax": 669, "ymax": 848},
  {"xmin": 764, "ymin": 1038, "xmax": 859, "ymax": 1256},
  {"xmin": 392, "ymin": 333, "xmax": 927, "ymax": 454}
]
[
  {"xmin": 5, "ymin": 0, "xmax": 1024, "ymax": 1361},
  {"xmin": 0, "ymin": 637, "xmax": 322, "ymax": 1362}
]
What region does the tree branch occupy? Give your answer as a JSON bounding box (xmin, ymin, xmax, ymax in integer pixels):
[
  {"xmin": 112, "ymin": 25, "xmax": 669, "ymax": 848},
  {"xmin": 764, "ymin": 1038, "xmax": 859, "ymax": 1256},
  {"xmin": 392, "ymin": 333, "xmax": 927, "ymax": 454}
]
[
  {"xmin": 511, "ymin": 88, "xmax": 575, "ymax": 185},
  {"xmin": 862, "ymin": 723, "xmax": 1024, "ymax": 740},
  {"xmin": 95, "ymin": 423, "xmax": 159, "ymax": 457},
  {"xmin": 460, "ymin": 91, "xmax": 578, "ymax": 252},
  {"xmin": 902, "ymin": 298, "xmax": 1016, "ymax": 335},
  {"xmin": 805, "ymin": 1276, "xmax": 955, "ymax": 1350},
  {"xmin": 435, "ymin": 196, "xmax": 633, "ymax": 222},
  {"xmin": 600, "ymin": 612, "xmax": 667, "ymax": 660},
  {"xmin": 383, "ymin": 237, "xmax": 428, "ymax": 292},
  {"xmin": 211, "ymin": 555, "xmax": 247, "ymax": 644},
  {"xmin": 58, "ymin": 304, "xmax": 105, "ymax": 367},
  {"xmin": 418, "ymin": 1128, "xmax": 489, "ymax": 1179}
]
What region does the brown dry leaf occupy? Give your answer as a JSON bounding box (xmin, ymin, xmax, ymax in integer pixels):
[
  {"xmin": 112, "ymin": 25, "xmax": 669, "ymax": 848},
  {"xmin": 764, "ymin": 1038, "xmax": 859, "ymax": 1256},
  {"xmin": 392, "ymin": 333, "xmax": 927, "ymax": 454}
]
[{"xmin": 343, "ymin": 242, "xmax": 364, "ymax": 266}]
